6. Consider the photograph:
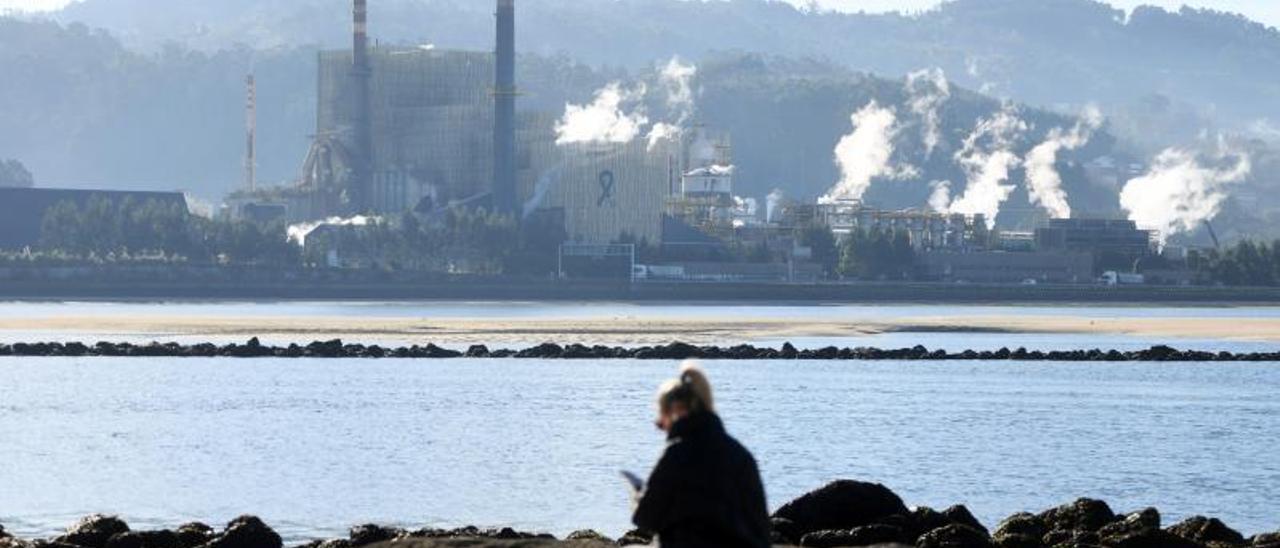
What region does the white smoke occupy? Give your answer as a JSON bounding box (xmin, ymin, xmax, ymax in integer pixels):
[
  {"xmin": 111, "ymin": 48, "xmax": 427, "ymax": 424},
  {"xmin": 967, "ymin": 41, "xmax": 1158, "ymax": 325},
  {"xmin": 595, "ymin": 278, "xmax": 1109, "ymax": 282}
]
[
  {"xmin": 555, "ymin": 82, "xmax": 649, "ymax": 146},
  {"xmin": 287, "ymin": 215, "xmax": 378, "ymax": 245},
  {"xmin": 905, "ymin": 68, "xmax": 951, "ymax": 158},
  {"xmin": 766, "ymin": 188, "xmax": 785, "ymax": 224},
  {"xmin": 660, "ymin": 56, "xmax": 697, "ymax": 122},
  {"xmin": 647, "ymin": 122, "xmax": 681, "ymax": 151},
  {"xmin": 646, "ymin": 57, "xmax": 699, "ymax": 151},
  {"xmin": 927, "ymin": 181, "xmax": 952, "ymax": 213},
  {"xmin": 1024, "ymin": 105, "xmax": 1103, "ymax": 219},
  {"xmin": 689, "ymin": 130, "xmax": 719, "ymax": 166},
  {"xmin": 945, "ymin": 103, "xmax": 1028, "ymax": 228},
  {"xmin": 822, "ymin": 101, "xmax": 917, "ymax": 203},
  {"xmin": 1120, "ymin": 141, "xmax": 1251, "ymax": 245}
]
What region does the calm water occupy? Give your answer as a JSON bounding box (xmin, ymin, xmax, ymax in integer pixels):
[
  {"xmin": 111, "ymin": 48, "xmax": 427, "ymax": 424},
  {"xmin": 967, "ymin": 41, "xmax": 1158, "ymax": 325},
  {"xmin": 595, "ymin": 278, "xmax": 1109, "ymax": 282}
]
[{"xmin": 2, "ymin": 357, "xmax": 1279, "ymax": 542}]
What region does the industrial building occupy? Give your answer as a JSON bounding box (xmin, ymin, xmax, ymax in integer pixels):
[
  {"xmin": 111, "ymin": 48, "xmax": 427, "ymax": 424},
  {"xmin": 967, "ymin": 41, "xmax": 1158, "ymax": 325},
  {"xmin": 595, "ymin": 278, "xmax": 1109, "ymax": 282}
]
[
  {"xmin": 918, "ymin": 250, "xmax": 1096, "ymax": 284},
  {"xmin": 225, "ymin": 0, "xmax": 682, "ymax": 247},
  {"xmin": 0, "ymin": 188, "xmax": 189, "ymax": 250},
  {"xmin": 774, "ymin": 198, "xmax": 991, "ymax": 252},
  {"xmin": 1035, "ymin": 218, "xmax": 1154, "ymax": 257}
]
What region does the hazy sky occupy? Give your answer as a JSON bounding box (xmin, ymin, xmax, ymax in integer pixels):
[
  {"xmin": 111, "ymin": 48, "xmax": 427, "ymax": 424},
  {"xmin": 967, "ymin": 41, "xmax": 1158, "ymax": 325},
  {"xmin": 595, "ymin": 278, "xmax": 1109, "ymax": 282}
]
[{"xmin": 1, "ymin": 0, "xmax": 1278, "ymax": 28}]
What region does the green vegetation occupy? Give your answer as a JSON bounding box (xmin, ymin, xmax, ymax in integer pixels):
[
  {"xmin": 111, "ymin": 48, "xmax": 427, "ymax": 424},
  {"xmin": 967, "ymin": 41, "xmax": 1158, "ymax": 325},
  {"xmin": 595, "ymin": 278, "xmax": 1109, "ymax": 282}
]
[
  {"xmin": 300, "ymin": 207, "xmax": 566, "ymax": 276},
  {"xmin": 1191, "ymin": 240, "xmax": 1280, "ymax": 287},
  {"xmin": 36, "ymin": 197, "xmax": 297, "ymax": 266},
  {"xmin": 837, "ymin": 228, "xmax": 916, "ymax": 281}
]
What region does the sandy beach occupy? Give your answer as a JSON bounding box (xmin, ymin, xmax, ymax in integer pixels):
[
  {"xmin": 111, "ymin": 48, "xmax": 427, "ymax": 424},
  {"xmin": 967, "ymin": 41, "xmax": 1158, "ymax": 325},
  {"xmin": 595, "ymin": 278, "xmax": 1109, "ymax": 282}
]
[{"xmin": 5, "ymin": 311, "xmax": 1280, "ymax": 346}]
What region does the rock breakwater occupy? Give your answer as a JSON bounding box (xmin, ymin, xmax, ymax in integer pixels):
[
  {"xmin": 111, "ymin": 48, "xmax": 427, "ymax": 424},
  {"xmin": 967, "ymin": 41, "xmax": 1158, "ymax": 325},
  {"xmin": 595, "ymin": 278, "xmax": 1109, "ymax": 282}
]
[
  {"xmin": 3, "ymin": 480, "xmax": 1277, "ymax": 548},
  {"xmin": 1, "ymin": 339, "xmax": 1278, "ymax": 362}
]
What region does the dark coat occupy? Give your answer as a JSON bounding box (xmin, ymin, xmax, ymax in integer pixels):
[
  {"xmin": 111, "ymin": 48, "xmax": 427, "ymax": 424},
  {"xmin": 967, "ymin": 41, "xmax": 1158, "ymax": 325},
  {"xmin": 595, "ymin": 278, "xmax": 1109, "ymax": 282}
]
[{"xmin": 632, "ymin": 412, "xmax": 771, "ymax": 548}]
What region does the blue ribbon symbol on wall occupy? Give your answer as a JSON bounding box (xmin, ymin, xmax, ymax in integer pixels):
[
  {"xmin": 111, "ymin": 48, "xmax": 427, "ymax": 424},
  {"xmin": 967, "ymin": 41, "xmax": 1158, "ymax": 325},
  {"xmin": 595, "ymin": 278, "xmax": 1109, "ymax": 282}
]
[{"xmin": 597, "ymin": 170, "xmax": 616, "ymax": 207}]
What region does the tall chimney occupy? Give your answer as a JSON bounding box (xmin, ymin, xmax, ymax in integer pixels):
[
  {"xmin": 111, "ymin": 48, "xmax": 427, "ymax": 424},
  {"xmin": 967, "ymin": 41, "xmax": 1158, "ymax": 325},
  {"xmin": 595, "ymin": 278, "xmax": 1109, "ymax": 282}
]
[
  {"xmin": 350, "ymin": 0, "xmax": 373, "ymax": 213},
  {"xmin": 493, "ymin": 0, "xmax": 517, "ymax": 216},
  {"xmin": 245, "ymin": 73, "xmax": 257, "ymax": 192}
]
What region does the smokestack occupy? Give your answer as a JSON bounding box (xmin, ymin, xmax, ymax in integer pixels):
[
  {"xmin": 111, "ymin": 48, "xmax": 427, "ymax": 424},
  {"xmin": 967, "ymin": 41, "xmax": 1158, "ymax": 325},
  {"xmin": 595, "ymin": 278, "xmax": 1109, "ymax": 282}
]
[
  {"xmin": 245, "ymin": 74, "xmax": 256, "ymax": 192},
  {"xmin": 493, "ymin": 0, "xmax": 517, "ymax": 215},
  {"xmin": 350, "ymin": 0, "xmax": 373, "ymax": 213}
]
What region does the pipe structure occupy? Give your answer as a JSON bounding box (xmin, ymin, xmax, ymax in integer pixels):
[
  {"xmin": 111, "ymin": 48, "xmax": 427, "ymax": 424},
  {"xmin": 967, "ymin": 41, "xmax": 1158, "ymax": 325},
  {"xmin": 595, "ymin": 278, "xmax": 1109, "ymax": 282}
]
[
  {"xmin": 493, "ymin": 0, "xmax": 518, "ymax": 216},
  {"xmin": 350, "ymin": 0, "xmax": 373, "ymax": 213}
]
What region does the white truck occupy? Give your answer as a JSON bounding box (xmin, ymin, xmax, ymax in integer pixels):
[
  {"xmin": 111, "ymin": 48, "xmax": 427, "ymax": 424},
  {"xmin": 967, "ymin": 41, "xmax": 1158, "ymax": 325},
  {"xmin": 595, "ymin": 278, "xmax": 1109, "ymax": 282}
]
[{"xmin": 1102, "ymin": 271, "xmax": 1145, "ymax": 286}]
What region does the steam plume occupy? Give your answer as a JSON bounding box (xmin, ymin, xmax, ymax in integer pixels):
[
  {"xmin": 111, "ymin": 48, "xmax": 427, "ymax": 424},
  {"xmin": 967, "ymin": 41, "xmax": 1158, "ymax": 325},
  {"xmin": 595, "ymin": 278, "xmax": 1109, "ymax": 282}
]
[
  {"xmin": 906, "ymin": 68, "xmax": 951, "ymax": 157},
  {"xmin": 1120, "ymin": 141, "xmax": 1251, "ymax": 245},
  {"xmin": 647, "ymin": 57, "xmax": 699, "ymax": 151},
  {"xmin": 660, "ymin": 56, "xmax": 697, "ymax": 121},
  {"xmin": 1024, "ymin": 105, "xmax": 1103, "ymax": 219},
  {"xmin": 766, "ymin": 188, "xmax": 785, "ymax": 224},
  {"xmin": 927, "ymin": 181, "xmax": 952, "ymax": 213},
  {"xmin": 555, "ymin": 82, "xmax": 649, "ymax": 145},
  {"xmin": 945, "ymin": 103, "xmax": 1027, "ymax": 228},
  {"xmin": 288, "ymin": 215, "xmax": 378, "ymax": 245},
  {"xmin": 822, "ymin": 101, "xmax": 917, "ymax": 203}
]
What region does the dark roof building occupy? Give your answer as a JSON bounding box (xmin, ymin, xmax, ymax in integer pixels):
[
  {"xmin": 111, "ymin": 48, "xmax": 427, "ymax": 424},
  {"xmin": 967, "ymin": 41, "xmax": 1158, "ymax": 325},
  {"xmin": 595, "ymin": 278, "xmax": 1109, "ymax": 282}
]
[
  {"xmin": 0, "ymin": 187, "xmax": 188, "ymax": 250},
  {"xmin": 1035, "ymin": 218, "xmax": 1154, "ymax": 257}
]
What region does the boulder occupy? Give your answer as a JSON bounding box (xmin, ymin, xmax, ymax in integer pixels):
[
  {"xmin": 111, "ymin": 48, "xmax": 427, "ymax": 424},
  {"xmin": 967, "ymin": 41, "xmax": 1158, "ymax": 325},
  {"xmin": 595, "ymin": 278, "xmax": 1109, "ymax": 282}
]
[
  {"xmin": 1251, "ymin": 533, "xmax": 1280, "ymax": 548},
  {"xmin": 907, "ymin": 508, "xmax": 954, "ymax": 541},
  {"xmin": 563, "ymin": 531, "xmax": 610, "ymax": 543},
  {"xmin": 772, "ymin": 517, "xmax": 802, "ymax": 545},
  {"xmin": 294, "ymin": 541, "xmax": 352, "ymax": 548},
  {"xmin": 1101, "ymin": 529, "xmax": 1205, "ymax": 548},
  {"xmin": 991, "ymin": 533, "xmax": 1039, "ymax": 548},
  {"xmin": 773, "ymin": 480, "xmax": 910, "ymax": 537},
  {"xmin": 614, "ymin": 529, "xmax": 652, "ymax": 546},
  {"xmin": 1041, "ymin": 528, "xmax": 1099, "ymax": 547},
  {"xmin": 917, "ymin": 524, "xmax": 993, "ymax": 548},
  {"xmin": 349, "ymin": 525, "xmax": 403, "ymax": 547},
  {"xmin": 204, "ymin": 516, "xmax": 281, "ymax": 548},
  {"xmin": 58, "ymin": 515, "xmax": 131, "ymax": 548},
  {"xmin": 994, "ymin": 513, "xmax": 1046, "ymax": 542},
  {"xmin": 1167, "ymin": 517, "xmax": 1246, "ymax": 546},
  {"xmin": 800, "ymin": 524, "xmax": 905, "ymax": 547},
  {"xmin": 104, "ymin": 531, "xmax": 179, "ymax": 548},
  {"xmin": 173, "ymin": 524, "xmax": 213, "ymax": 548},
  {"xmin": 1097, "ymin": 508, "xmax": 1160, "ymax": 541},
  {"xmin": 944, "ymin": 506, "xmax": 989, "ymax": 537},
  {"xmin": 1037, "ymin": 499, "xmax": 1116, "ymax": 534}
]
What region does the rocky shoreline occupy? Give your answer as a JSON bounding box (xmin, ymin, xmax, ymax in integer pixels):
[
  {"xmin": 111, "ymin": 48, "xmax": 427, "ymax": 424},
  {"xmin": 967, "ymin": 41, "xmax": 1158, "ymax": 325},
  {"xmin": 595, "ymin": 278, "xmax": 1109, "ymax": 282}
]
[
  {"xmin": 3, "ymin": 480, "xmax": 1277, "ymax": 548},
  {"xmin": 2, "ymin": 339, "xmax": 1279, "ymax": 362}
]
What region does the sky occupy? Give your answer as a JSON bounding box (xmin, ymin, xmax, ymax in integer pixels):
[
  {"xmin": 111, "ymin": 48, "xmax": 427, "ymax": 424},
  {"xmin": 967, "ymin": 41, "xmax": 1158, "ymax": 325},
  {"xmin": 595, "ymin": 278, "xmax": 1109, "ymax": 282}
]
[{"xmin": 0, "ymin": 0, "xmax": 1278, "ymax": 28}]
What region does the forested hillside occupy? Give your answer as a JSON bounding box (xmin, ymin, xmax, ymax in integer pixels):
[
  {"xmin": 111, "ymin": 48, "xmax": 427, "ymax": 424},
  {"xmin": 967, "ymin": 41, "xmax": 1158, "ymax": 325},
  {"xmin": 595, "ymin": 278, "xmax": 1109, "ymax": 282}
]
[{"xmin": 47, "ymin": 0, "xmax": 1280, "ymax": 143}]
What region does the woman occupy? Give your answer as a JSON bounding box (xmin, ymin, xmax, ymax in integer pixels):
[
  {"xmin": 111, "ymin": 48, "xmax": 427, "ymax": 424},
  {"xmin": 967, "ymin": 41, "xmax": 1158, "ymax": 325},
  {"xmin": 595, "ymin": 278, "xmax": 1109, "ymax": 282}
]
[{"xmin": 632, "ymin": 363, "xmax": 771, "ymax": 548}]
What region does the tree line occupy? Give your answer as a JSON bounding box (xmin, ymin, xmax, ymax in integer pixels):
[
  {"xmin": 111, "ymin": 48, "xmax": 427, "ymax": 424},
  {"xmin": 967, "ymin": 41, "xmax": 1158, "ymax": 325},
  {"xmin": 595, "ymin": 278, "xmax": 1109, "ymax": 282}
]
[
  {"xmin": 36, "ymin": 197, "xmax": 298, "ymax": 266},
  {"xmin": 1191, "ymin": 240, "xmax": 1280, "ymax": 287},
  {"xmin": 300, "ymin": 208, "xmax": 561, "ymax": 276}
]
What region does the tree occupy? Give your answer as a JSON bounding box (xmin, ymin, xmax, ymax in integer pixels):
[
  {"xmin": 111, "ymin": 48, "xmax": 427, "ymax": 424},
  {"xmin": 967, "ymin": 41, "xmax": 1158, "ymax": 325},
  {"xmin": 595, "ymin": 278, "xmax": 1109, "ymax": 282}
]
[
  {"xmin": 0, "ymin": 159, "xmax": 34, "ymax": 188},
  {"xmin": 838, "ymin": 227, "xmax": 917, "ymax": 281},
  {"xmin": 799, "ymin": 223, "xmax": 838, "ymax": 277}
]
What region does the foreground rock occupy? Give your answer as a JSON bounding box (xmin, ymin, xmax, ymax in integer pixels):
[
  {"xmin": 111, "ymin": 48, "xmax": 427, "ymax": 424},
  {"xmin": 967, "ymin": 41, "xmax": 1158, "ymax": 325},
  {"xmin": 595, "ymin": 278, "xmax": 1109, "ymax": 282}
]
[
  {"xmin": 3, "ymin": 340, "xmax": 1277, "ymax": 362},
  {"xmin": 2, "ymin": 481, "xmax": 1276, "ymax": 548}
]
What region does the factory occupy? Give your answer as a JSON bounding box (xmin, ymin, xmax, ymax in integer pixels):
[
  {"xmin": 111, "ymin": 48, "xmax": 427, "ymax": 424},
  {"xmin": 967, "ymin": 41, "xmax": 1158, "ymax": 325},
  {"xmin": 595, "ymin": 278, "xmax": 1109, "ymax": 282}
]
[
  {"xmin": 213, "ymin": 0, "xmax": 1169, "ymax": 285},
  {"xmin": 227, "ymin": 0, "xmax": 683, "ymax": 247}
]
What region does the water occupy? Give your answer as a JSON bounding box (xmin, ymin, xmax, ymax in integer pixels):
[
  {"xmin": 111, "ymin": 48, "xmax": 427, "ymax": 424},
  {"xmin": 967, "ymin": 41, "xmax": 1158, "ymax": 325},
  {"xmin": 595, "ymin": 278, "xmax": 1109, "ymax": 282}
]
[{"xmin": 2, "ymin": 357, "xmax": 1279, "ymax": 542}]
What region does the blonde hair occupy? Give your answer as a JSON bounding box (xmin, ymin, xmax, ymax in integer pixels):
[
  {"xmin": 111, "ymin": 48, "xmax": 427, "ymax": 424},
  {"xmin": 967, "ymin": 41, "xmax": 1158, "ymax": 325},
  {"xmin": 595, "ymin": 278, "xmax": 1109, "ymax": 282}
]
[{"xmin": 657, "ymin": 361, "xmax": 715, "ymax": 415}]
